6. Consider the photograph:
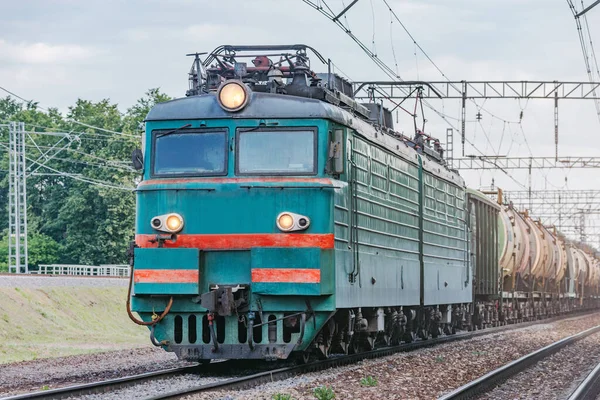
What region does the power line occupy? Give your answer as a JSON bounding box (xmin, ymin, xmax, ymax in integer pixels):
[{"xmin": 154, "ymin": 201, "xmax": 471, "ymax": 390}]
[
  {"xmin": 0, "ymin": 142, "xmax": 134, "ymax": 190},
  {"xmin": 566, "ymin": 0, "xmax": 600, "ymax": 123},
  {"xmin": 24, "ymin": 122, "xmax": 139, "ymax": 140},
  {"xmin": 380, "ymin": 0, "xmax": 519, "ymax": 125},
  {"xmin": 304, "ymin": 0, "xmax": 536, "ymax": 195},
  {"xmin": 0, "ymin": 85, "xmax": 139, "ymax": 138}
]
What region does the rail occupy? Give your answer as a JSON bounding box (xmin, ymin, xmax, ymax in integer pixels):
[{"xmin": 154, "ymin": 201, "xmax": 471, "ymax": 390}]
[
  {"xmin": 2, "ymin": 365, "xmax": 204, "ymax": 400},
  {"xmin": 33, "ymin": 264, "xmax": 130, "ymax": 277},
  {"xmin": 438, "ymin": 324, "xmax": 600, "ymax": 400},
  {"xmin": 568, "ymin": 360, "xmax": 600, "ymax": 400}
]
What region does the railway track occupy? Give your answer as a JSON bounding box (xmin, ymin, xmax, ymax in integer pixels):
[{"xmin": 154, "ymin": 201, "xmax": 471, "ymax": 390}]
[
  {"xmin": 438, "ymin": 324, "xmax": 600, "ymax": 400},
  {"xmin": 1, "ymin": 364, "xmax": 212, "ymax": 400},
  {"xmin": 4, "ymin": 311, "xmax": 596, "ymax": 400},
  {"xmin": 568, "ymin": 360, "xmax": 600, "ymax": 400}
]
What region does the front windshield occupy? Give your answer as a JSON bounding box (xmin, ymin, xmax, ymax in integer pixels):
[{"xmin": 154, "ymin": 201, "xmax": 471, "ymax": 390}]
[
  {"xmin": 237, "ymin": 129, "xmax": 316, "ymax": 175},
  {"xmin": 153, "ymin": 130, "xmax": 227, "ymax": 176}
]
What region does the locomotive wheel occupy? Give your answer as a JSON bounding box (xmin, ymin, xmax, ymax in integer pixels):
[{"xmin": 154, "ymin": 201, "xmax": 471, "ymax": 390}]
[
  {"xmin": 296, "ymin": 351, "xmax": 312, "ymax": 365},
  {"xmin": 349, "ymin": 336, "xmax": 360, "ymax": 354}
]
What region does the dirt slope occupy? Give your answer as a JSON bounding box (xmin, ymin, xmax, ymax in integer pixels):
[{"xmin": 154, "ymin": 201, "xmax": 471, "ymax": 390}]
[{"xmin": 0, "ymin": 286, "xmax": 149, "ymax": 363}]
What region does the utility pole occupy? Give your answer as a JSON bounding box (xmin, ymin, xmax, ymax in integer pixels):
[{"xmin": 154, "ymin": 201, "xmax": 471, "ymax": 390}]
[{"xmin": 8, "ymin": 122, "xmax": 28, "ymax": 273}]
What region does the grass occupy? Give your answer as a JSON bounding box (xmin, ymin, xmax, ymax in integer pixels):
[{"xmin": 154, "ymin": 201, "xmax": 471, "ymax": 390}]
[
  {"xmin": 0, "ymin": 286, "xmax": 150, "ymax": 364},
  {"xmin": 272, "ymin": 394, "xmax": 293, "ymax": 400},
  {"xmin": 360, "ymin": 376, "xmax": 378, "ymax": 387},
  {"xmin": 313, "ymin": 386, "xmax": 335, "ymax": 400}
]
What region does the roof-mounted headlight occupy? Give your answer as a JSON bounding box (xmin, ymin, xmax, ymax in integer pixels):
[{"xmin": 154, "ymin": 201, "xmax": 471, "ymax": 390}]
[{"xmin": 217, "ymin": 80, "xmax": 249, "ymax": 112}]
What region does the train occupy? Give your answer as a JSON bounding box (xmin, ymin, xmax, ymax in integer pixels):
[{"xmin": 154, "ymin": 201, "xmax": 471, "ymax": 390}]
[{"xmin": 126, "ymin": 45, "xmax": 600, "ymax": 363}]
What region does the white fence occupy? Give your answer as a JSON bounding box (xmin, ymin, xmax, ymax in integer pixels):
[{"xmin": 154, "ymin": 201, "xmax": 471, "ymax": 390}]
[{"xmin": 35, "ymin": 264, "xmax": 130, "ymax": 277}]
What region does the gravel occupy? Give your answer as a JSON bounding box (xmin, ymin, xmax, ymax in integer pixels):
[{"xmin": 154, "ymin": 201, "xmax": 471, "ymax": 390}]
[
  {"xmin": 477, "ymin": 331, "xmax": 600, "ymax": 400},
  {"xmin": 180, "ymin": 312, "xmax": 600, "ymax": 400},
  {"xmin": 64, "ymin": 374, "xmax": 230, "ymax": 400},
  {"xmin": 0, "ymin": 346, "xmax": 192, "ymax": 397},
  {"xmin": 0, "ymin": 274, "xmax": 128, "ymax": 288}
]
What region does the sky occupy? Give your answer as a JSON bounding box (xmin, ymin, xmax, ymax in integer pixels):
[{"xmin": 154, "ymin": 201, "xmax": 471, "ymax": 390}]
[{"xmin": 1, "ymin": 0, "xmax": 600, "ymax": 242}]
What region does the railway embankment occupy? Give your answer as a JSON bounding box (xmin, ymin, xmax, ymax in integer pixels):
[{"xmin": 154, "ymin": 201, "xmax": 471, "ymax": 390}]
[{"xmin": 0, "ymin": 275, "xmax": 147, "ymax": 364}]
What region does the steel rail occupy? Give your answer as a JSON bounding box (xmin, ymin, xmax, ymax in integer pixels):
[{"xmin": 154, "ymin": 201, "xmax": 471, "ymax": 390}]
[
  {"xmin": 0, "ymin": 364, "xmax": 214, "ymax": 400},
  {"xmin": 437, "ymin": 324, "xmax": 600, "ymax": 400},
  {"xmin": 147, "ymin": 311, "xmax": 598, "ymax": 400},
  {"xmin": 568, "ymin": 360, "xmax": 600, "ymax": 400}
]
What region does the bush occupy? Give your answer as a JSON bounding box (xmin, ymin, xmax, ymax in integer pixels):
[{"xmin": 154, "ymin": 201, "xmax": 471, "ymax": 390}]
[
  {"xmin": 360, "ymin": 376, "xmax": 378, "ymax": 387},
  {"xmin": 272, "ymin": 394, "xmax": 293, "ymax": 400},
  {"xmin": 313, "ymin": 386, "xmax": 335, "ymax": 400}
]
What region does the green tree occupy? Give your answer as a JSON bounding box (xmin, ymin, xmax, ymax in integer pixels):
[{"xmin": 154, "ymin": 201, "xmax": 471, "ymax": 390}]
[
  {"xmin": 0, "ymin": 88, "xmax": 171, "ymax": 269},
  {"xmin": 0, "ymin": 232, "xmax": 60, "ymax": 272}
]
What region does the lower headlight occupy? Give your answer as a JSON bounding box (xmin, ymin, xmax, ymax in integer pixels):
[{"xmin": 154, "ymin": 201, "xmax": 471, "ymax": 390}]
[
  {"xmin": 150, "ymin": 213, "xmax": 184, "ymax": 233},
  {"xmin": 277, "ymin": 213, "xmax": 295, "ymax": 231},
  {"xmin": 276, "ymin": 212, "xmax": 310, "ymax": 232},
  {"xmin": 166, "ymin": 214, "xmax": 183, "ymax": 232}
]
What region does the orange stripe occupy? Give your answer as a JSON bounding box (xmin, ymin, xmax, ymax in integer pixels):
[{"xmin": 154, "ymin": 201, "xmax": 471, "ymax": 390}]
[
  {"xmin": 135, "ymin": 233, "xmax": 334, "ymax": 249},
  {"xmin": 251, "ymin": 268, "xmax": 321, "ymax": 283},
  {"xmin": 138, "ymin": 178, "xmax": 333, "ymax": 187},
  {"xmin": 134, "ymin": 269, "xmax": 199, "ymax": 284}
]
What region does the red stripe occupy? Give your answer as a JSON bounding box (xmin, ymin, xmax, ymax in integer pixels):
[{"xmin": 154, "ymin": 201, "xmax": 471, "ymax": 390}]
[
  {"xmin": 252, "ymin": 268, "xmax": 321, "ymax": 283},
  {"xmin": 135, "ymin": 233, "xmax": 334, "ymax": 249},
  {"xmin": 134, "ymin": 269, "xmax": 199, "ymax": 283},
  {"xmin": 138, "ymin": 178, "xmax": 333, "ymax": 187}
]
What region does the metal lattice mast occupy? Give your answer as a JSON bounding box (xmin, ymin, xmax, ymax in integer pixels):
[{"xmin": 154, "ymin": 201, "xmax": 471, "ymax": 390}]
[{"xmin": 8, "ymin": 122, "xmax": 28, "ymax": 273}]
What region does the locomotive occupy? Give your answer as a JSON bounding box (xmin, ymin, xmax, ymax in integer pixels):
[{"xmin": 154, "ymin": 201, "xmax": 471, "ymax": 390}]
[{"xmin": 127, "ymin": 45, "xmax": 599, "ymax": 362}]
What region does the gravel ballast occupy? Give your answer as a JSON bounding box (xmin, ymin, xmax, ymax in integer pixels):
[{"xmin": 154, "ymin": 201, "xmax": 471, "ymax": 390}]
[
  {"xmin": 64, "ymin": 375, "xmax": 230, "ymax": 400},
  {"xmin": 0, "ymin": 347, "xmax": 191, "ymax": 397},
  {"xmin": 181, "ymin": 312, "xmax": 600, "ymax": 400},
  {"xmin": 477, "ymin": 331, "xmax": 600, "ymax": 400}
]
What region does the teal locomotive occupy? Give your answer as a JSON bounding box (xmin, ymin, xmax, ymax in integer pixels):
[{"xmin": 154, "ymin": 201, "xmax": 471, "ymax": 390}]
[{"xmin": 127, "ymin": 45, "xmax": 596, "ymax": 362}]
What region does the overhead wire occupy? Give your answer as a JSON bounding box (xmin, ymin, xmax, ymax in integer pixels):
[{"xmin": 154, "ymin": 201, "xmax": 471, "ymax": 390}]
[
  {"xmin": 566, "ymin": 0, "xmax": 600, "ymax": 123},
  {"xmin": 0, "ymin": 85, "xmax": 140, "ymax": 138},
  {"xmin": 303, "ymin": 0, "xmax": 581, "ymax": 217},
  {"xmin": 381, "ymin": 0, "xmax": 519, "ymax": 126},
  {"xmin": 0, "ymin": 141, "xmax": 135, "ymax": 172},
  {"xmin": 0, "ymin": 142, "xmax": 134, "ymax": 190}
]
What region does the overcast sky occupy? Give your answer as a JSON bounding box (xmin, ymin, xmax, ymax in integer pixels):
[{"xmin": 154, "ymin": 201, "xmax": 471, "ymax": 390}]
[{"xmin": 1, "ymin": 0, "xmax": 600, "ymax": 240}]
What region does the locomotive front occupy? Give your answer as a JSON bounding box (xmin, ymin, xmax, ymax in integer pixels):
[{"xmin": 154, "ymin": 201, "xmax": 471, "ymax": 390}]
[{"xmin": 128, "ymin": 46, "xmax": 341, "ymax": 361}]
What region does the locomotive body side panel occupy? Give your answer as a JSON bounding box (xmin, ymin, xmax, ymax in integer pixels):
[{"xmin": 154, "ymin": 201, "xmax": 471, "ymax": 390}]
[{"xmin": 334, "ymin": 131, "xmax": 421, "ymax": 308}]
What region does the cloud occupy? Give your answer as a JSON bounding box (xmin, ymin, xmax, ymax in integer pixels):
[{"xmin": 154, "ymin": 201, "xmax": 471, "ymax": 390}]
[{"xmin": 0, "ymin": 39, "xmax": 96, "ymax": 65}]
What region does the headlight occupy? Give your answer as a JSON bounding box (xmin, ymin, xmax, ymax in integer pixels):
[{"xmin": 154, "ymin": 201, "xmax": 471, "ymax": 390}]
[
  {"xmin": 277, "ymin": 213, "xmax": 295, "ymax": 231},
  {"xmin": 217, "ymin": 80, "xmax": 249, "ymax": 112},
  {"xmin": 150, "ymin": 213, "xmax": 184, "ymax": 233},
  {"xmin": 166, "ymin": 214, "xmax": 183, "ymax": 232},
  {"xmin": 276, "ymin": 212, "xmax": 310, "ymax": 232}
]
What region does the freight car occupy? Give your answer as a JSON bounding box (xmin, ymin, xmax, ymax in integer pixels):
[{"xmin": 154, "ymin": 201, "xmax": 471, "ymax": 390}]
[
  {"xmin": 127, "ymin": 45, "xmax": 599, "ymax": 362},
  {"xmin": 467, "ymin": 190, "xmax": 600, "ymax": 328}
]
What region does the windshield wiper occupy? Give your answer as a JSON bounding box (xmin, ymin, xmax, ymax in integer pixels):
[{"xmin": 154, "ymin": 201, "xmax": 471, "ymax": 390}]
[{"xmin": 156, "ymin": 123, "xmax": 192, "ymax": 138}]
